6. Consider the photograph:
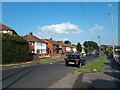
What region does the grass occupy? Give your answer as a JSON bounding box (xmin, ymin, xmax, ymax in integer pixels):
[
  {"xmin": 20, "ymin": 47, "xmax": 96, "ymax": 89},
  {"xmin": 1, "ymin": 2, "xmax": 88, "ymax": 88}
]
[
  {"xmin": 75, "ymin": 53, "xmax": 107, "ymax": 73},
  {"xmin": 37, "ymin": 56, "xmax": 64, "ymax": 64},
  {"xmin": 51, "ymin": 55, "xmax": 64, "ymax": 61},
  {"xmin": 38, "ymin": 59, "xmax": 52, "ymax": 64}
]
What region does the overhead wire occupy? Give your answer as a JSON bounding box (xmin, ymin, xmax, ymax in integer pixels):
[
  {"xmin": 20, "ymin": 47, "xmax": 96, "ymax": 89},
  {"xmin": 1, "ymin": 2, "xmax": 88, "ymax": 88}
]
[{"xmin": 79, "ymin": 3, "xmax": 93, "ymax": 27}]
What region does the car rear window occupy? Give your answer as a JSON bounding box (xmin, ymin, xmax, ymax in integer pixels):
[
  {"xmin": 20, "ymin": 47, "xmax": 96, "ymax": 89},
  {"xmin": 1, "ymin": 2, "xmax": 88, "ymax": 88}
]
[{"xmin": 67, "ymin": 55, "xmax": 80, "ymax": 59}]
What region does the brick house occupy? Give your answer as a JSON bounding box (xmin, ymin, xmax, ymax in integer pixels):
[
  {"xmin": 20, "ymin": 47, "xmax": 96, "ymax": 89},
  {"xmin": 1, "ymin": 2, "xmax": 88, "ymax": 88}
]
[
  {"xmin": 59, "ymin": 41, "xmax": 77, "ymax": 53},
  {"xmin": 0, "ymin": 23, "xmax": 18, "ymax": 35},
  {"xmin": 24, "ymin": 32, "xmax": 47, "ymax": 55},
  {"xmin": 43, "ymin": 38, "xmax": 58, "ymax": 55},
  {"xmin": 59, "ymin": 41, "xmax": 67, "ymax": 53},
  {"xmin": 65, "ymin": 44, "xmax": 73, "ymax": 52}
]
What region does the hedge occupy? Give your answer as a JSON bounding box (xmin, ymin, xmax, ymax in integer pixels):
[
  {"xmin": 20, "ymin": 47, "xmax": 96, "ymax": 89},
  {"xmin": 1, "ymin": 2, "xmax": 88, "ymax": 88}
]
[{"xmin": 2, "ymin": 34, "xmax": 33, "ymax": 64}]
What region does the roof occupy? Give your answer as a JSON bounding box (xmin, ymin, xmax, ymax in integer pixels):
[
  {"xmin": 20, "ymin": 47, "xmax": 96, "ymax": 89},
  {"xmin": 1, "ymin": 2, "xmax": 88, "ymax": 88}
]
[
  {"xmin": 0, "ymin": 23, "xmax": 13, "ymax": 30},
  {"xmin": 59, "ymin": 42, "xmax": 68, "ymax": 47},
  {"xmin": 24, "ymin": 32, "xmax": 46, "ymax": 43},
  {"xmin": 114, "ymin": 46, "xmax": 120, "ymax": 49},
  {"xmin": 66, "ymin": 44, "xmax": 74, "ymax": 48},
  {"xmin": 43, "ymin": 39, "xmax": 57, "ymax": 45},
  {"xmin": 58, "ymin": 41, "xmax": 75, "ymax": 47}
]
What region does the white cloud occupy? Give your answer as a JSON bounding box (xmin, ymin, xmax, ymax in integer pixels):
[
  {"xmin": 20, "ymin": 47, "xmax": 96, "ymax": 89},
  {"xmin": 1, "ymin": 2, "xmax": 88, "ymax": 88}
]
[
  {"xmin": 89, "ymin": 24, "xmax": 104, "ymax": 33},
  {"xmin": 40, "ymin": 22, "xmax": 82, "ymax": 34}
]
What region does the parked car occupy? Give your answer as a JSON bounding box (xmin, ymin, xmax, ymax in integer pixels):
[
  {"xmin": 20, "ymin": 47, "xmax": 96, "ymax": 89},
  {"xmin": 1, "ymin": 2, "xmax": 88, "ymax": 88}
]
[{"xmin": 64, "ymin": 54, "xmax": 86, "ymax": 68}]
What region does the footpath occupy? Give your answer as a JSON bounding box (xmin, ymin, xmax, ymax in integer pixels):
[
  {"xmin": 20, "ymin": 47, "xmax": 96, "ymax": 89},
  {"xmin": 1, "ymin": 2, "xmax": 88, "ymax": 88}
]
[{"xmin": 49, "ymin": 58, "xmax": 120, "ymax": 89}]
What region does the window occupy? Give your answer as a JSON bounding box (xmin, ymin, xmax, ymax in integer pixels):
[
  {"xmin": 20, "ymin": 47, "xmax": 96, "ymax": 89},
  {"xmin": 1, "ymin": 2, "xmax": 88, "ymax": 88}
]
[
  {"xmin": 37, "ymin": 42, "xmax": 41, "ymax": 45},
  {"xmin": 37, "ymin": 49, "xmax": 40, "ymax": 54},
  {"xmin": 3, "ymin": 31, "xmax": 7, "ymax": 33},
  {"xmin": 29, "ymin": 42, "xmax": 33, "ymax": 46}
]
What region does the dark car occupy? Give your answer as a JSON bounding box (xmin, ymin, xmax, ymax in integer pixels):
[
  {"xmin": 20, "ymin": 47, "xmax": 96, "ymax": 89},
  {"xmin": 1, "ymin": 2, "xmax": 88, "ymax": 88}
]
[
  {"xmin": 64, "ymin": 54, "xmax": 86, "ymax": 68},
  {"xmin": 95, "ymin": 50, "xmax": 100, "ymax": 57}
]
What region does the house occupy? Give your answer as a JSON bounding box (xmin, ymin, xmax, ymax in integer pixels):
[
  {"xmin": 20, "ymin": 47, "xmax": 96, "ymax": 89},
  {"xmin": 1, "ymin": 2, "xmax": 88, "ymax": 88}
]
[
  {"xmin": 59, "ymin": 41, "xmax": 67, "ymax": 53},
  {"xmin": 43, "ymin": 38, "xmax": 58, "ymax": 55},
  {"xmin": 0, "ymin": 23, "xmax": 18, "ymax": 35},
  {"xmin": 72, "ymin": 44, "xmax": 77, "ymax": 53},
  {"xmin": 66, "ymin": 44, "xmax": 74, "ymax": 52},
  {"xmin": 59, "ymin": 41, "xmax": 77, "ymax": 54},
  {"xmin": 24, "ymin": 32, "xmax": 47, "ymax": 55}
]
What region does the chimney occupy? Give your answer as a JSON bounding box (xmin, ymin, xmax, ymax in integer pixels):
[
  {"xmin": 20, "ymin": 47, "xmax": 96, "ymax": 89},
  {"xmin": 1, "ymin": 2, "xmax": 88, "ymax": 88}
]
[
  {"xmin": 29, "ymin": 32, "xmax": 33, "ymax": 35},
  {"xmin": 50, "ymin": 38, "xmax": 52, "ymax": 40}
]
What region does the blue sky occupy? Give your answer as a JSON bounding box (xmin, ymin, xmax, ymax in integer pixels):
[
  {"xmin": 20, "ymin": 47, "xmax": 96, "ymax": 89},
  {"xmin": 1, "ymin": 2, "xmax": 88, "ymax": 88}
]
[{"xmin": 2, "ymin": 2, "xmax": 118, "ymax": 45}]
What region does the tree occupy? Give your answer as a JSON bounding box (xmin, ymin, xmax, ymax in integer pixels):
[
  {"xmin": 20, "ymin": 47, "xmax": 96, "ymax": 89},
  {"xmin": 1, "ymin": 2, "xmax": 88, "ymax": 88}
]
[
  {"xmin": 84, "ymin": 47, "xmax": 88, "ymax": 54},
  {"xmin": 76, "ymin": 42, "xmax": 82, "ymax": 53},
  {"xmin": 83, "ymin": 41, "xmax": 99, "ymax": 52},
  {"xmin": 64, "ymin": 40, "xmax": 71, "ymax": 44}
]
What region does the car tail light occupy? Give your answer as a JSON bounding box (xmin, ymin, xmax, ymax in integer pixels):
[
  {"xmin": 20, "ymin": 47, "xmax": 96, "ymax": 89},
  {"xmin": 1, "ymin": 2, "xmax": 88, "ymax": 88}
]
[
  {"xmin": 76, "ymin": 59, "xmax": 80, "ymax": 62},
  {"xmin": 65, "ymin": 58, "xmax": 69, "ymax": 60}
]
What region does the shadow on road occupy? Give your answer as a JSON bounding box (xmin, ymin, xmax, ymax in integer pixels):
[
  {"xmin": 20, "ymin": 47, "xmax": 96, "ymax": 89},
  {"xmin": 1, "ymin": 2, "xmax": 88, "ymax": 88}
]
[
  {"xmin": 2, "ymin": 64, "xmax": 40, "ymax": 89},
  {"xmin": 73, "ymin": 73, "xmax": 118, "ymax": 89}
]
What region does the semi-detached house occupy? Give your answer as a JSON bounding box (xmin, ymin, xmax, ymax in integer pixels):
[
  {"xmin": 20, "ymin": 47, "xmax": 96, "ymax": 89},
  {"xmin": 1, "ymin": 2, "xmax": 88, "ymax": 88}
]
[
  {"xmin": 43, "ymin": 38, "xmax": 58, "ymax": 55},
  {"xmin": 24, "ymin": 32, "xmax": 47, "ymax": 55},
  {"xmin": 0, "ymin": 23, "xmax": 18, "ymax": 35}
]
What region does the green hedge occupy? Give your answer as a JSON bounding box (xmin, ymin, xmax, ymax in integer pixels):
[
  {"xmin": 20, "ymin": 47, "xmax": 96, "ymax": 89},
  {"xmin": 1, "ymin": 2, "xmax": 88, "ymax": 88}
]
[{"xmin": 2, "ymin": 34, "xmax": 33, "ymax": 64}]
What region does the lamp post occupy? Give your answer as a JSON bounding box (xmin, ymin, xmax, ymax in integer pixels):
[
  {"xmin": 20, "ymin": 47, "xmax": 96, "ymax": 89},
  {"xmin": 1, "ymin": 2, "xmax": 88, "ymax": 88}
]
[
  {"xmin": 107, "ymin": 12, "xmax": 114, "ymax": 55},
  {"xmin": 98, "ymin": 35, "xmax": 100, "ymax": 46}
]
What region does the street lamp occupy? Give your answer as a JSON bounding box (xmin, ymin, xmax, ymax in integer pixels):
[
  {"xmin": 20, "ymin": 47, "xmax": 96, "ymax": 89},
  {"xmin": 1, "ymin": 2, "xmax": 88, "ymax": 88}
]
[
  {"xmin": 98, "ymin": 35, "xmax": 100, "ymax": 46},
  {"xmin": 107, "ymin": 12, "xmax": 114, "ymax": 55}
]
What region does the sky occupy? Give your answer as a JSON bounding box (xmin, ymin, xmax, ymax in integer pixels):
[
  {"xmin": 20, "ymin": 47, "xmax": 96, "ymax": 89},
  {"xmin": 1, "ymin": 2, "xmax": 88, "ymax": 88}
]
[{"xmin": 2, "ymin": 2, "xmax": 118, "ymax": 45}]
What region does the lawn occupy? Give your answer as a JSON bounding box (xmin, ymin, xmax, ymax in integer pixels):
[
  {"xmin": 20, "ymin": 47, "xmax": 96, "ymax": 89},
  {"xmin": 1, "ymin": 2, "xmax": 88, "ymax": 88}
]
[{"xmin": 75, "ymin": 53, "xmax": 107, "ymax": 72}]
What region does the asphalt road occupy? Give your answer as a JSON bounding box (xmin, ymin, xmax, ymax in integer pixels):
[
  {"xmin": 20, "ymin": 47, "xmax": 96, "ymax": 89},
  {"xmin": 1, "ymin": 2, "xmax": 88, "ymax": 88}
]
[{"xmin": 2, "ymin": 54, "xmax": 97, "ymax": 89}]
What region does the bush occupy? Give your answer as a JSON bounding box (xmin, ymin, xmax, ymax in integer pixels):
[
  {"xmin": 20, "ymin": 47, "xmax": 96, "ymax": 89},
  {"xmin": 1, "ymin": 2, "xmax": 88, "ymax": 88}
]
[{"xmin": 2, "ymin": 34, "xmax": 33, "ymax": 64}]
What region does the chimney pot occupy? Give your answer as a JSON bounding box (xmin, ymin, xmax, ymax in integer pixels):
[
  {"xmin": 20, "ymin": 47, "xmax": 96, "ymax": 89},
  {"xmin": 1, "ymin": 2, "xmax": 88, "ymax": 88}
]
[{"xmin": 29, "ymin": 32, "xmax": 33, "ymax": 35}]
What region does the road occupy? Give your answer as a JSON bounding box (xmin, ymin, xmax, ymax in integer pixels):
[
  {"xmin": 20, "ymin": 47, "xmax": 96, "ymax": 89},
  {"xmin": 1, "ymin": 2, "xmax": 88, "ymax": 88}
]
[{"xmin": 2, "ymin": 54, "xmax": 97, "ymax": 89}]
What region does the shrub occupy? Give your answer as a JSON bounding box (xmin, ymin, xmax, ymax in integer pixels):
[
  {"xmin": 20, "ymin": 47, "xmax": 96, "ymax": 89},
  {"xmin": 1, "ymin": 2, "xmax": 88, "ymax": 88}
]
[{"xmin": 2, "ymin": 34, "xmax": 33, "ymax": 64}]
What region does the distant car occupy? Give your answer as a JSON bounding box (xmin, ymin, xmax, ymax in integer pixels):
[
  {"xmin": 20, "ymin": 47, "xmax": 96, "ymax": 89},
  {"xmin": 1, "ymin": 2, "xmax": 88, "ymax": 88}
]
[
  {"xmin": 95, "ymin": 50, "xmax": 100, "ymax": 57},
  {"xmin": 64, "ymin": 54, "xmax": 86, "ymax": 68}
]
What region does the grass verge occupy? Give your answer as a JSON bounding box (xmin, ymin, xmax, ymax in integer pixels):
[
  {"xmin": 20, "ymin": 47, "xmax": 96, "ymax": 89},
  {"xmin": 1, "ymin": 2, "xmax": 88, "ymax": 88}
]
[
  {"xmin": 75, "ymin": 53, "xmax": 107, "ymax": 73},
  {"xmin": 38, "ymin": 59, "xmax": 52, "ymax": 64},
  {"xmin": 37, "ymin": 57, "xmax": 64, "ymax": 64}
]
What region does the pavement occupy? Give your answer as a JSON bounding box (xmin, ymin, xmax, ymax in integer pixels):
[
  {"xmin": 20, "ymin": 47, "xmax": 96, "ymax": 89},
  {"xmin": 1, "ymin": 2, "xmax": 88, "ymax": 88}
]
[
  {"xmin": 47, "ymin": 57, "xmax": 120, "ymax": 89},
  {"xmin": 49, "ymin": 71, "xmax": 81, "ymax": 88}
]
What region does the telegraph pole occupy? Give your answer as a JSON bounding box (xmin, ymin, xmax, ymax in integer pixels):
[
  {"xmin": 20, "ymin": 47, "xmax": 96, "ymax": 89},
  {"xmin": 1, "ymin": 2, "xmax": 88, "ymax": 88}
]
[{"xmin": 107, "ymin": 12, "xmax": 114, "ymax": 55}]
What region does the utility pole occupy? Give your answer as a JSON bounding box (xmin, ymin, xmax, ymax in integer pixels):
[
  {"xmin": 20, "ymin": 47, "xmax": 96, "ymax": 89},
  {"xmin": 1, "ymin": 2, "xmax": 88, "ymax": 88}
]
[{"xmin": 107, "ymin": 12, "xmax": 114, "ymax": 55}]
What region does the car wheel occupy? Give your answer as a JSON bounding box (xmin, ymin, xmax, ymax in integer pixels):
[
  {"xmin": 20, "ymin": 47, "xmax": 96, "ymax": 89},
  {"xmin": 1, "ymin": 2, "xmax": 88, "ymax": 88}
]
[
  {"xmin": 65, "ymin": 61, "xmax": 68, "ymax": 66},
  {"xmin": 83, "ymin": 62, "xmax": 85, "ymax": 65}
]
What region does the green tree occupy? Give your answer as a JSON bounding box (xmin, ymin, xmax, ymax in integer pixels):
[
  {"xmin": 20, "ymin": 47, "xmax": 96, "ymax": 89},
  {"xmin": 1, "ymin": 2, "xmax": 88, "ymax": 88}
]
[
  {"xmin": 76, "ymin": 42, "xmax": 82, "ymax": 53},
  {"xmin": 83, "ymin": 41, "xmax": 99, "ymax": 52},
  {"xmin": 84, "ymin": 47, "xmax": 88, "ymax": 54},
  {"xmin": 64, "ymin": 40, "xmax": 71, "ymax": 44}
]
